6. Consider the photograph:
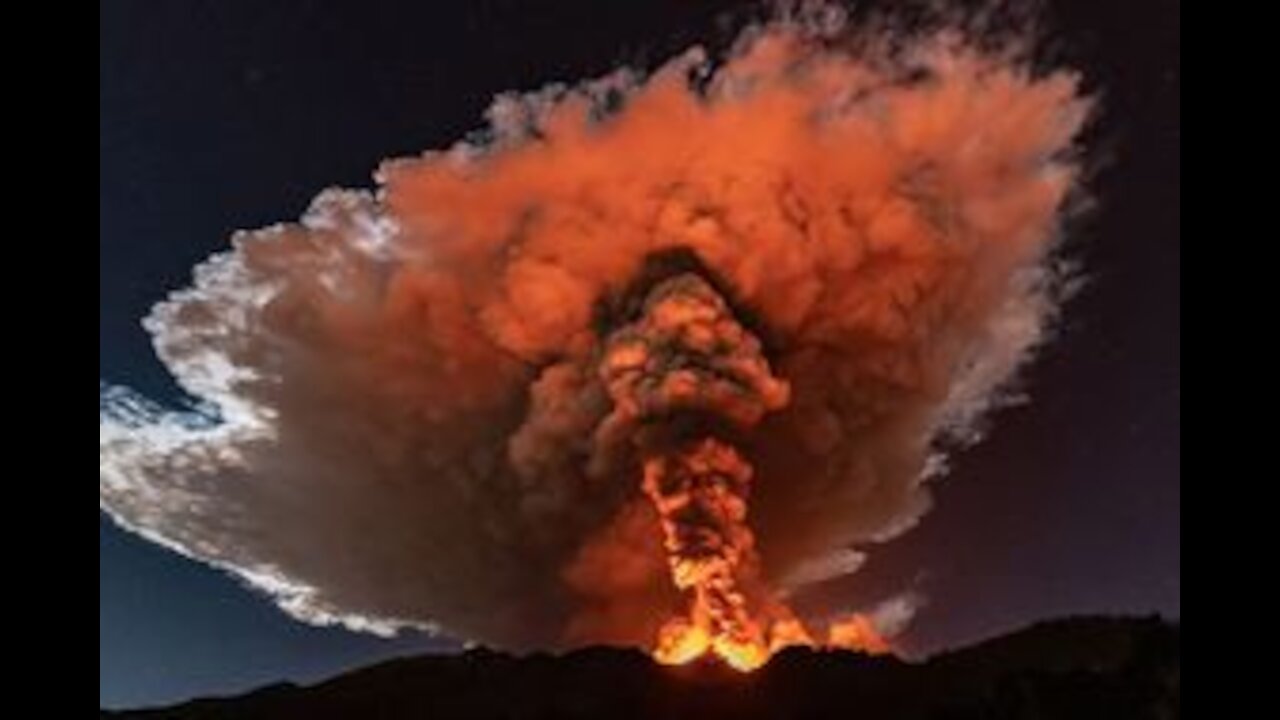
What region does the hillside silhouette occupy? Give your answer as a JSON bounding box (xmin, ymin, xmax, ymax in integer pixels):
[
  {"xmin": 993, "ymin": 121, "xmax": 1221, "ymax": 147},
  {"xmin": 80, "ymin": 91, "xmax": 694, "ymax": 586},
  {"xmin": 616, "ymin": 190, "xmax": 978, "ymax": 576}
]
[{"xmin": 102, "ymin": 615, "xmax": 1179, "ymax": 719}]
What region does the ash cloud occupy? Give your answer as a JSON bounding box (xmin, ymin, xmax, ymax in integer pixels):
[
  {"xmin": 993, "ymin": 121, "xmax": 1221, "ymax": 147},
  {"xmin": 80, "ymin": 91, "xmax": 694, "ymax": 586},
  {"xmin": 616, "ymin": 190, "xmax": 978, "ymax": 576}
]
[{"xmin": 100, "ymin": 7, "xmax": 1091, "ymax": 650}]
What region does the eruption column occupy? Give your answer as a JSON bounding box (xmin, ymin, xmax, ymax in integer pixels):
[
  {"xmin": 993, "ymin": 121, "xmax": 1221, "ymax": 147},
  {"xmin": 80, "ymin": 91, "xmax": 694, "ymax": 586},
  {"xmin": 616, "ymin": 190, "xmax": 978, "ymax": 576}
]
[{"xmin": 598, "ymin": 272, "xmax": 792, "ymax": 670}]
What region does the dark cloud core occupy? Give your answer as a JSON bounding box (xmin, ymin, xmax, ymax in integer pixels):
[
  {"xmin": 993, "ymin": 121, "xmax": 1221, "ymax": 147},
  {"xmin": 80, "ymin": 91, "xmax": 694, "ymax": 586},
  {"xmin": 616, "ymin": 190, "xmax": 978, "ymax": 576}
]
[{"xmin": 100, "ymin": 10, "xmax": 1090, "ymax": 651}]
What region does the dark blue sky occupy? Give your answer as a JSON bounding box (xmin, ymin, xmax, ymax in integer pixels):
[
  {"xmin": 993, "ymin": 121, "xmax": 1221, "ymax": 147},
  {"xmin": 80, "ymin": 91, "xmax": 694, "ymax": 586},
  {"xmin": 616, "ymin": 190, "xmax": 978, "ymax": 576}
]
[{"xmin": 100, "ymin": 0, "xmax": 1179, "ymax": 710}]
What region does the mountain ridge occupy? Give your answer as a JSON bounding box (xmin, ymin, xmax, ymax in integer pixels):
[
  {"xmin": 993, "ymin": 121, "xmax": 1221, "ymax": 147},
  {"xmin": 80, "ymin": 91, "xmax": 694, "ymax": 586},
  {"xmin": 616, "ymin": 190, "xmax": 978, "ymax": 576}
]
[{"xmin": 103, "ymin": 614, "xmax": 1179, "ymax": 719}]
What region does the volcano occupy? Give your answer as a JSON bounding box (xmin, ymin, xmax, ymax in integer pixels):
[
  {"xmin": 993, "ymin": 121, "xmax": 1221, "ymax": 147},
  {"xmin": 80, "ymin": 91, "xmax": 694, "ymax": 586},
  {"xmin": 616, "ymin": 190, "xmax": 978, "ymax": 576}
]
[
  {"xmin": 100, "ymin": 615, "xmax": 1179, "ymax": 719},
  {"xmin": 101, "ymin": 11, "xmax": 1097, "ymax": 657}
]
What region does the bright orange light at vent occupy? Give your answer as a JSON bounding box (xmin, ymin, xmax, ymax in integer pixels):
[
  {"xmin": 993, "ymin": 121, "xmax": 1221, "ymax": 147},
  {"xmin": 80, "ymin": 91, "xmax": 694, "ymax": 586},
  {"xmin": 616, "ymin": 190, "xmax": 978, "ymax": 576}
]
[
  {"xmin": 654, "ymin": 619, "xmax": 711, "ymax": 665},
  {"xmin": 651, "ymin": 606, "xmax": 893, "ymax": 672},
  {"xmin": 652, "ymin": 618, "xmax": 773, "ymax": 672},
  {"xmin": 651, "ymin": 607, "xmax": 892, "ymax": 672},
  {"xmin": 713, "ymin": 636, "xmax": 770, "ymax": 673}
]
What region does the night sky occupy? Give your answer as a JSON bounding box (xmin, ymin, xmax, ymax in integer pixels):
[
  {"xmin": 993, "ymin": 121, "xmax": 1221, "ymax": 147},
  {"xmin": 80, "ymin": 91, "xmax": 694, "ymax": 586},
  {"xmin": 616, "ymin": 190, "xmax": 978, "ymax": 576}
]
[{"xmin": 100, "ymin": 0, "xmax": 1179, "ymax": 709}]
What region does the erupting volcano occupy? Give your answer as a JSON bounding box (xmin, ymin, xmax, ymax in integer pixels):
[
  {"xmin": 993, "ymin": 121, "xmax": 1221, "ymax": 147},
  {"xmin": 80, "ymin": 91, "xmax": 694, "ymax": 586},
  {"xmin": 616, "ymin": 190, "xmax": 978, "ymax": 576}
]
[{"xmin": 100, "ymin": 3, "xmax": 1091, "ymax": 669}]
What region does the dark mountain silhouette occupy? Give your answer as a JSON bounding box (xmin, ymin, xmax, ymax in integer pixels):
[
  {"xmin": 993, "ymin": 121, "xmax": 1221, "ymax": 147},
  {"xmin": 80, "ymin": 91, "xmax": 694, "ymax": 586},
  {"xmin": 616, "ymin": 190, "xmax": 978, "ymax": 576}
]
[{"xmin": 102, "ymin": 615, "xmax": 1178, "ymax": 719}]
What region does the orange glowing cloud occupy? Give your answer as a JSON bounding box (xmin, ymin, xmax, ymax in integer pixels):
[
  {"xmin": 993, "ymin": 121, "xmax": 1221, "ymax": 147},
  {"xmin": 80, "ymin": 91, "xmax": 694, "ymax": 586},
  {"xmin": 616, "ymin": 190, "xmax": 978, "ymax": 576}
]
[{"xmin": 100, "ymin": 5, "xmax": 1090, "ymax": 656}]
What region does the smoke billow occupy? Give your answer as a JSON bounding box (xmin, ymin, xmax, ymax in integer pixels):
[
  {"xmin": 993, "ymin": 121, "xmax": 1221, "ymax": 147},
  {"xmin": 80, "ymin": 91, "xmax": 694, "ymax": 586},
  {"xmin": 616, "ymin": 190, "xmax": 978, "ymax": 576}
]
[{"xmin": 100, "ymin": 7, "xmax": 1090, "ymax": 652}]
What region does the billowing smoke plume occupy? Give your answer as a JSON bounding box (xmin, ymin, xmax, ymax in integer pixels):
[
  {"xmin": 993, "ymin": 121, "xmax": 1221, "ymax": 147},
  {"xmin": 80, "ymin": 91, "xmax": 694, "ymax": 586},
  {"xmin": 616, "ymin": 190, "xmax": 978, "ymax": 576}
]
[{"xmin": 100, "ymin": 6, "xmax": 1090, "ymax": 653}]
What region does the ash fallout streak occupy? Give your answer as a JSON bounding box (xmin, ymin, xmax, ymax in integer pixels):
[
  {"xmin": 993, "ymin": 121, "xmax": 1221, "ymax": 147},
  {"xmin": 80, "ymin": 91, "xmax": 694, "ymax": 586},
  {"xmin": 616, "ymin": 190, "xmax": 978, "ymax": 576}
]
[{"xmin": 100, "ymin": 7, "xmax": 1091, "ymax": 669}]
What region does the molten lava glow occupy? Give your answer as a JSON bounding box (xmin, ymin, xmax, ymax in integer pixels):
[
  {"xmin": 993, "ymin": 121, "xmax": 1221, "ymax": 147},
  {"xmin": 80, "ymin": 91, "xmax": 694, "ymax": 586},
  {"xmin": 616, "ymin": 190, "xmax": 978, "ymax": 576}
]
[
  {"xmin": 653, "ymin": 616, "xmax": 771, "ymax": 672},
  {"xmin": 651, "ymin": 595, "xmax": 893, "ymax": 671},
  {"xmin": 713, "ymin": 637, "xmax": 770, "ymax": 673}
]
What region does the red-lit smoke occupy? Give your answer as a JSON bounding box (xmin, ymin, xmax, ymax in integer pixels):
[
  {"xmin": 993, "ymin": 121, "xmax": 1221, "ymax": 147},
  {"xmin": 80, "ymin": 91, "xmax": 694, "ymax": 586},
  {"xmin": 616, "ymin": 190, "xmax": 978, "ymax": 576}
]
[{"xmin": 100, "ymin": 5, "xmax": 1090, "ymax": 659}]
